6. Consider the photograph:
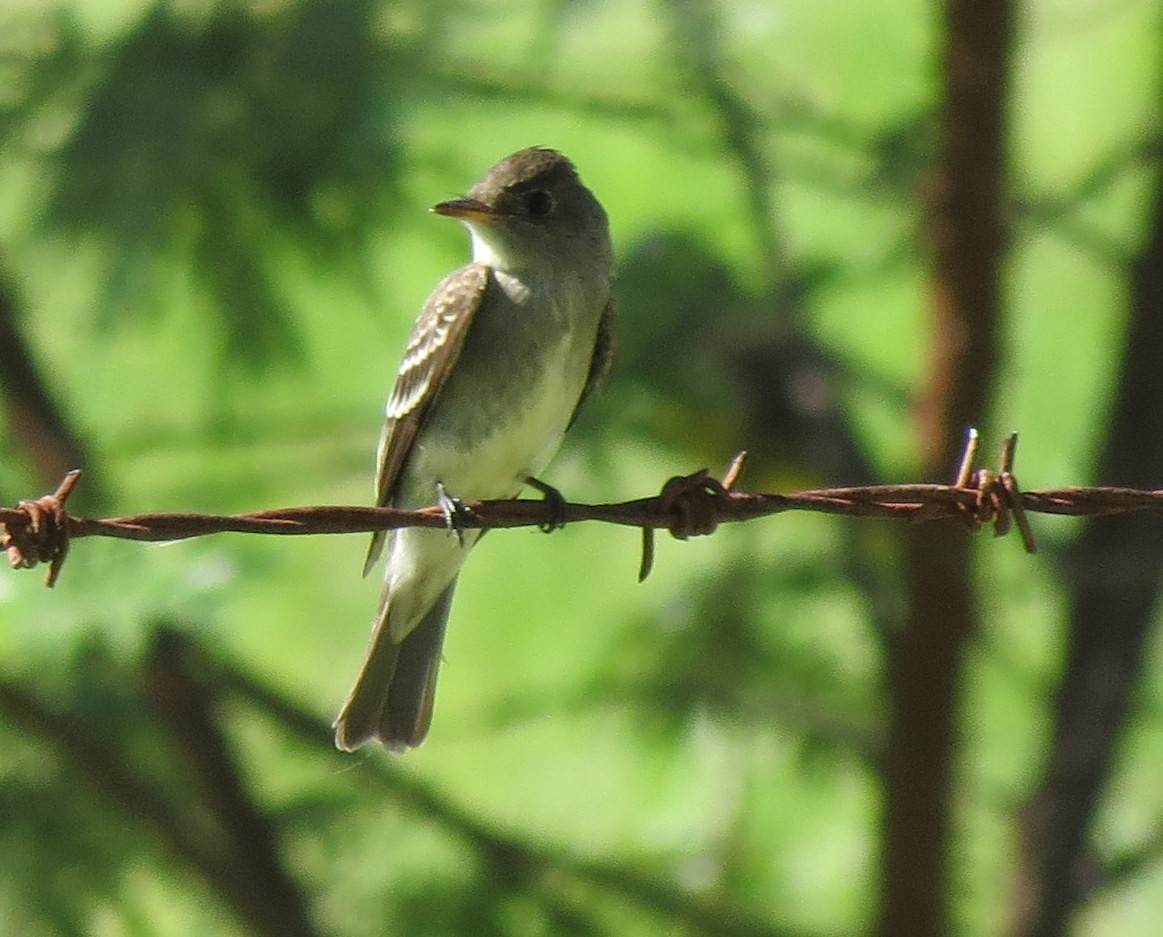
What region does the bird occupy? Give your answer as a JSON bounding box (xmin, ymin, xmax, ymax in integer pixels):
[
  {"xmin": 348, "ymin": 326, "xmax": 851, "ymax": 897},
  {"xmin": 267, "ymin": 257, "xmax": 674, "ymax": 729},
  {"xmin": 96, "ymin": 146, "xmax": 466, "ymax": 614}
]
[{"xmin": 334, "ymin": 147, "xmax": 616, "ymax": 752}]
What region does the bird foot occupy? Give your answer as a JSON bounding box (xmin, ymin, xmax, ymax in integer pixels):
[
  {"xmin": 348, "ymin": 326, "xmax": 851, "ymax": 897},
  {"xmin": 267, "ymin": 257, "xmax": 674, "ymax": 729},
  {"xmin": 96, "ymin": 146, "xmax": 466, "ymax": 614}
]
[
  {"xmin": 435, "ymin": 482, "xmax": 475, "ymax": 546},
  {"xmin": 525, "ymin": 476, "xmax": 568, "ymax": 533}
]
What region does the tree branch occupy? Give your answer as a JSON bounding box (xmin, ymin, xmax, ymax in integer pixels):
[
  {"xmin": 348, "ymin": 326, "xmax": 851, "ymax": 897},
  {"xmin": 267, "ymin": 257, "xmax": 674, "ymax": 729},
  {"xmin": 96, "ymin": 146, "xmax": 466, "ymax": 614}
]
[{"xmin": 882, "ymin": 2, "xmax": 1014, "ymax": 935}]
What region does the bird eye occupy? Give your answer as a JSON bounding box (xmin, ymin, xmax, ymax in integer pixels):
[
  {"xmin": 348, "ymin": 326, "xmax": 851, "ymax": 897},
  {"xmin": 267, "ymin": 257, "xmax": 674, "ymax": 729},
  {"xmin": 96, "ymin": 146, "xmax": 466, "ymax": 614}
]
[{"xmin": 523, "ymin": 189, "xmax": 554, "ymax": 217}]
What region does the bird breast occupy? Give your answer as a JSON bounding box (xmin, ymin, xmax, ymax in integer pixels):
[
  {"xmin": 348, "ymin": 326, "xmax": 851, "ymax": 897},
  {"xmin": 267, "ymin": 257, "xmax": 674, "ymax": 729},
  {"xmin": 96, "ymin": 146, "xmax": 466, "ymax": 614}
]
[{"xmin": 399, "ymin": 269, "xmax": 601, "ymax": 505}]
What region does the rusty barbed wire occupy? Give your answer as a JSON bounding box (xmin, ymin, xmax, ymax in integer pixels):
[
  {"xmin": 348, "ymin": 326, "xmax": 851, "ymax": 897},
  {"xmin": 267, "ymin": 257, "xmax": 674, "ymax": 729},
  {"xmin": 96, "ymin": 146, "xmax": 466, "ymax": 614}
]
[
  {"xmin": 5, "ymin": 431, "xmax": 1163, "ymax": 587},
  {"xmin": 2, "ymin": 470, "xmax": 81, "ymax": 587}
]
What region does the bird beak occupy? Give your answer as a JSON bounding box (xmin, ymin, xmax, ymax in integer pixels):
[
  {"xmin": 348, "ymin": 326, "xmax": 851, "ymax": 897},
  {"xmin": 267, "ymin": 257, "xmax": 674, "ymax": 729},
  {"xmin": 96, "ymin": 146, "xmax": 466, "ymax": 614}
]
[{"xmin": 431, "ymin": 197, "xmax": 497, "ymax": 222}]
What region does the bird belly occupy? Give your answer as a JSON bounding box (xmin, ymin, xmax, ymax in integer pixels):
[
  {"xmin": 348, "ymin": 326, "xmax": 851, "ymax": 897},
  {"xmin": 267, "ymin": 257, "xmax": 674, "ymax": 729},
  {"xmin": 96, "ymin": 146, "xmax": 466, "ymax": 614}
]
[
  {"xmin": 407, "ymin": 332, "xmax": 580, "ymax": 502},
  {"xmin": 380, "ymin": 333, "xmax": 582, "ymax": 641}
]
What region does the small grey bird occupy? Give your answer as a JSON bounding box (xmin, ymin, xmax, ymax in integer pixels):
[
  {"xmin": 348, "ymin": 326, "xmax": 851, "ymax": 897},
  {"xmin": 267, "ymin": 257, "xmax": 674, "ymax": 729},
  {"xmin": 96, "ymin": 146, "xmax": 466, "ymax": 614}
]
[{"xmin": 334, "ymin": 147, "xmax": 616, "ymax": 752}]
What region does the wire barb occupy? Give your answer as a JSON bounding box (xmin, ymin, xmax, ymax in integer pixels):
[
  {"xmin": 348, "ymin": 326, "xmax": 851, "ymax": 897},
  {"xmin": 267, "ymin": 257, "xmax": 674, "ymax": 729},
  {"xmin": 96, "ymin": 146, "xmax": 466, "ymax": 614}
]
[
  {"xmin": 954, "ymin": 428, "xmax": 979, "ymax": 488},
  {"xmin": 638, "ymin": 452, "xmax": 746, "ymax": 583},
  {"xmin": 952, "ymin": 433, "xmax": 1037, "ymax": 553},
  {"xmin": 2, "ymin": 469, "xmax": 82, "ymax": 587}
]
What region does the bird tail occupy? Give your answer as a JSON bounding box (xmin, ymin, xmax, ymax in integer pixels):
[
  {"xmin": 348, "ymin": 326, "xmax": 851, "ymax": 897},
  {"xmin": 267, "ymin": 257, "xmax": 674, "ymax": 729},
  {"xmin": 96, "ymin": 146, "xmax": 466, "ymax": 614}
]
[{"xmin": 334, "ymin": 580, "xmax": 456, "ymax": 752}]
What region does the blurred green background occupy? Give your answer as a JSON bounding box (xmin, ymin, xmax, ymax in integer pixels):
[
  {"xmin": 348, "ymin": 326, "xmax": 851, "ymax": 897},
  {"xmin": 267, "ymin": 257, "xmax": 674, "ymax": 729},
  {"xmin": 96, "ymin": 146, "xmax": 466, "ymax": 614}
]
[{"xmin": 2, "ymin": 1, "xmax": 1162, "ymax": 935}]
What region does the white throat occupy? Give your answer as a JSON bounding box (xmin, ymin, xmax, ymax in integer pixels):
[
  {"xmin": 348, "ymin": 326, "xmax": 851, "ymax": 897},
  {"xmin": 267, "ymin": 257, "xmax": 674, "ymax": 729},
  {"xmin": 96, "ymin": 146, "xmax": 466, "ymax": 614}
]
[{"xmin": 468, "ymin": 226, "xmax": 517, "ymax": 272}]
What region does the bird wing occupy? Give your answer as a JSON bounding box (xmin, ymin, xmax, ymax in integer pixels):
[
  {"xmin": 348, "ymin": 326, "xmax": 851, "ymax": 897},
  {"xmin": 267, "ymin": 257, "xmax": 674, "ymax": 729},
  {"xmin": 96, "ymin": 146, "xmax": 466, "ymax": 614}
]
[
  {"xmin": 567, "ymin": 295, "xmax": 617, "ymax": 431},
  {"xmin": 363, "ymin": 263, "xmax": 490, "ymax": 575}
]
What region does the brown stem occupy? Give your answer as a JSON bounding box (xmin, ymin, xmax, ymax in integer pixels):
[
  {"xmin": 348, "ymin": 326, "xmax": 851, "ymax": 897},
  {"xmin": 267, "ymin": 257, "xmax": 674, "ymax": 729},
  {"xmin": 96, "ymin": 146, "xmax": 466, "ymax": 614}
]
[
  {"xmin": 880, "ymin": 2, "xmax": 1013, "ymax": 936},
  {"xmin": 0, "ymin": 261, "xmax": 103, "ymax": 507},
  {"xmin": 144, "ymin": 627, "xmax": 321, "ymax": 937}
]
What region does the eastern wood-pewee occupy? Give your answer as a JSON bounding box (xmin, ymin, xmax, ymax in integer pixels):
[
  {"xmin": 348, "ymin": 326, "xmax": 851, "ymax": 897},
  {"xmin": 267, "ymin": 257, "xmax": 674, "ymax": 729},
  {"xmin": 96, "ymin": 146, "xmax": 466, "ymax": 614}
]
[{"xmin": 334, "ymin": 147, "xmax": 615, "ymax": 752}]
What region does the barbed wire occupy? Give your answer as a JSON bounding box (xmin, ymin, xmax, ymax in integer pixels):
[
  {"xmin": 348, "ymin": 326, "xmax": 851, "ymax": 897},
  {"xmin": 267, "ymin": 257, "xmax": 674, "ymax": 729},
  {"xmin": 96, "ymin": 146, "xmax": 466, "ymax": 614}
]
[{"xmin": 4, "ymin": 430, "xmax": 1163, "ymax": 588}]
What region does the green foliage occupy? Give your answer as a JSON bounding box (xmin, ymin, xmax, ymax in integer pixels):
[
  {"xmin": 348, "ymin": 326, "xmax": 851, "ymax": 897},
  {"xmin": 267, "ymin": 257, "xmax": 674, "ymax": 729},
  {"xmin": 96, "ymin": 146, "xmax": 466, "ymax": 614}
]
[{"xmin": 34, "ymin": 1, "xmax": 404, "ymax": 364}]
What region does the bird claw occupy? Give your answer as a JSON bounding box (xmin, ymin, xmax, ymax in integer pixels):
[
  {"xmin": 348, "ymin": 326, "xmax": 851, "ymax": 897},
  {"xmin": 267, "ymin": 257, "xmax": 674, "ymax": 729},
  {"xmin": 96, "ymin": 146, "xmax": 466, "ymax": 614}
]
[
  {"xmin": 435, "ymin": 482, "xmax": 475, "ymax": 546},
  {"xmin": 525, "ymin": 477, "xmax": 568, "ymax": 533}
]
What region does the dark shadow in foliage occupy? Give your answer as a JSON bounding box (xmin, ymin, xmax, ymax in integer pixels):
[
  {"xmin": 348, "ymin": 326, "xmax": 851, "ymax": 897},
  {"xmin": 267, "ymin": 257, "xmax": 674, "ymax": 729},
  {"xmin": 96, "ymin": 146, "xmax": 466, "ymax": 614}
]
[
  {"xmin": 611, "ymin": 229, "xmax": 892, "ymax": 486},
  {"xmin": 1013, "ymin": 132, "xmax": 1163, "ymax": 937},
  {"xmin": 0, "ymin": 628, "xmax": 322, "ymax": 937},
  {"xmin": 0, "ymin": 634, "xmax": 184, "ymax": 935},
  {"xmin": 3, "ymin": 622, "xmax": 814, "ymax": 937}
]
